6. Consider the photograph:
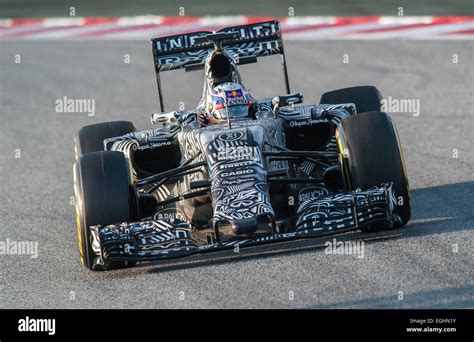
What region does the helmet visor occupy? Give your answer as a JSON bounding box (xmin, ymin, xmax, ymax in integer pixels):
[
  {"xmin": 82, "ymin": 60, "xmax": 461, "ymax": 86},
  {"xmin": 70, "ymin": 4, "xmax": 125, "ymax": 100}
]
[{"xmin": 214, "ymin": 105, "xmax": 249, "ymax": 120}]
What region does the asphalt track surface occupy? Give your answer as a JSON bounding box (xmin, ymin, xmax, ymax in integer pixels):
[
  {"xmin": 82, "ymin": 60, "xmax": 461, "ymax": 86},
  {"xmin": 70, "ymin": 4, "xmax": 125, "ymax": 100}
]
[{"xmin": 0, "ymin": 40, "xmax": 473, "ymax": 308}]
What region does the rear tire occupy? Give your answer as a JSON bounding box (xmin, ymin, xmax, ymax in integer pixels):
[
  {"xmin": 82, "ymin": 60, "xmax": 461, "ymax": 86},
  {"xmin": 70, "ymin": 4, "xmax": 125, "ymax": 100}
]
[
  {"xmin": 337, "ymin": 111, "xmax": 411, "ymax": 229},
  {"xmin": 74, "ymin": 121, "xmax": 136, "ymax": 159},
  {"xmin": 320, "ymin": 86, "xmax": 382, "ymax": 113},
  {"xmin": 73, "ymin": 151, "xmax": 136, "ymax": 270}
]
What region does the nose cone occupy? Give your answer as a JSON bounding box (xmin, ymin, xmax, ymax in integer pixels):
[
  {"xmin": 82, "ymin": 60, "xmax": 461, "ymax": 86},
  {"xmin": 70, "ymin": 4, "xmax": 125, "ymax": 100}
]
[{"xmin": 198, "ymin": 126, "xmax": 275, "ymax": 241}]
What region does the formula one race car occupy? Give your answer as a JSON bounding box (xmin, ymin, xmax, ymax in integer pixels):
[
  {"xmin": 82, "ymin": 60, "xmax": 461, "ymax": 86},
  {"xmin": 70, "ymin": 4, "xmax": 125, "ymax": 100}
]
[{"xmin": 73, "ymin": 20, "xmax": 411, "ymax": 270}]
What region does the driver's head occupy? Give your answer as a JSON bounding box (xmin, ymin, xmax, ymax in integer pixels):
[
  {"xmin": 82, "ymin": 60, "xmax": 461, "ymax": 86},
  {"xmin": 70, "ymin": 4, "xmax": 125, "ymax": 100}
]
[{"xmin": 207, "ymin": 82, "xmax": 253, "ymax": 124}]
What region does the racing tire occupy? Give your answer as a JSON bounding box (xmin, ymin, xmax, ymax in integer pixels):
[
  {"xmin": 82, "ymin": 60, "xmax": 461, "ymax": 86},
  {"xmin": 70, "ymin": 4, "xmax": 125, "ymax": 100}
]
[
  {"xmin": 337, "ymin": 111, "xmax": 411, "ymax": 230},
  {"xmin": 73, "ymin": 151, "xmax": 137, "ymax": 270},
  {"xmin": 74, "ymin": 121, "xmax": 136, "ymax": 159},
  {"xmin": 320, "ymin": 86, "xmax": 382, "ymax": 113}
]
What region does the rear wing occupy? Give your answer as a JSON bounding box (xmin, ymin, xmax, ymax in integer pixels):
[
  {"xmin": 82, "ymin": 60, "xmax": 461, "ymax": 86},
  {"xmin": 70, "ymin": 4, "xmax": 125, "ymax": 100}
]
[{"xmin": 151, "ymin": 20, "xmax": 290, "ymax": 111}]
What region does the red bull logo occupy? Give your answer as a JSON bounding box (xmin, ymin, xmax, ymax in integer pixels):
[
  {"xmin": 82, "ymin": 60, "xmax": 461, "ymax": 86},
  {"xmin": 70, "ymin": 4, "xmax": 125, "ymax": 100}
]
[
  {"xmin": 229, "ymin": 90, "xmax": 241, "ymax": 97},
  {"xmin": 226, "ymin": 89, "xmax": 243, "ymax": 99}
]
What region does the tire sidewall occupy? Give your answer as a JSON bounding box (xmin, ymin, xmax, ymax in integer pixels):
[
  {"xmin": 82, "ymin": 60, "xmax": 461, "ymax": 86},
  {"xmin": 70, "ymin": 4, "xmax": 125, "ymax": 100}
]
[{"xmin": 338, "ymin": 111, "xmax": 411, "ymax": 226}]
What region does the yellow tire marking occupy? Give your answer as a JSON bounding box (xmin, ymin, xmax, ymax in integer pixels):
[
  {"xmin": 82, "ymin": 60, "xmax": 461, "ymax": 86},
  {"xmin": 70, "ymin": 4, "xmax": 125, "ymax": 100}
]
[
  {"xmin": 73, "ymin": 164, "xmax": 85, "ymax": 265},
  {"xmin": 335, "ymin": 128, "xmax": 352, "ymax": 189}
]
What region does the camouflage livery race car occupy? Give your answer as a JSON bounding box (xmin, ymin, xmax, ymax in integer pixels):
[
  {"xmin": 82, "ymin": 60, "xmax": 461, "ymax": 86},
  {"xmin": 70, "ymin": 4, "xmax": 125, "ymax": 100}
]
[{"xmin": 73, "ymin": 20, "xmax": 410, "ymax": 270}]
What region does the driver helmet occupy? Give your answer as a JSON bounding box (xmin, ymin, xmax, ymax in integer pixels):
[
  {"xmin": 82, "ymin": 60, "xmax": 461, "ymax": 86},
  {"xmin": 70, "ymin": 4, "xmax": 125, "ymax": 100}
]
[{"xmin": 207, "ymin": 82, "xmax": 253, "ymax": 124}]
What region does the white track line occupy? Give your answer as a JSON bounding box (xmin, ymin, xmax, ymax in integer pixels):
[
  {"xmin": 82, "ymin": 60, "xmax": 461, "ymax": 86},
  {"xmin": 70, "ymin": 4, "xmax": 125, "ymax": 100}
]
[{"xmin": 0, "ymin": 16, "xmax": 472, "ymax": 40}]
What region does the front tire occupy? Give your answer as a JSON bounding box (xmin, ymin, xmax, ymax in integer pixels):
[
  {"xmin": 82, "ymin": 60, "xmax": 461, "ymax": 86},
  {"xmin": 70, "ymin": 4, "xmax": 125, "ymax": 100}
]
[
  {"xmin": 320, "ymin": 86, "xmax": 382, "ymax": 113},
  {"xmin": 337, "ymin": 111, "xmax": 411, "ymax": 229},
  {"xmin": 74, "ymin": 121, "xmax": 136, "ymax": 159},
  {"xmin": 73, "ymin": 151, "xmax": 136, "ymax": 270}
]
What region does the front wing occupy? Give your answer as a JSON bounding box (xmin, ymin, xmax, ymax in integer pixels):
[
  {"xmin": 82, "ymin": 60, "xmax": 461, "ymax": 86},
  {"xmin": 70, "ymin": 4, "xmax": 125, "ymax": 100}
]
[{"xmin": 90, "ymin": 184, "xmax": 398, "ymax": 269}]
